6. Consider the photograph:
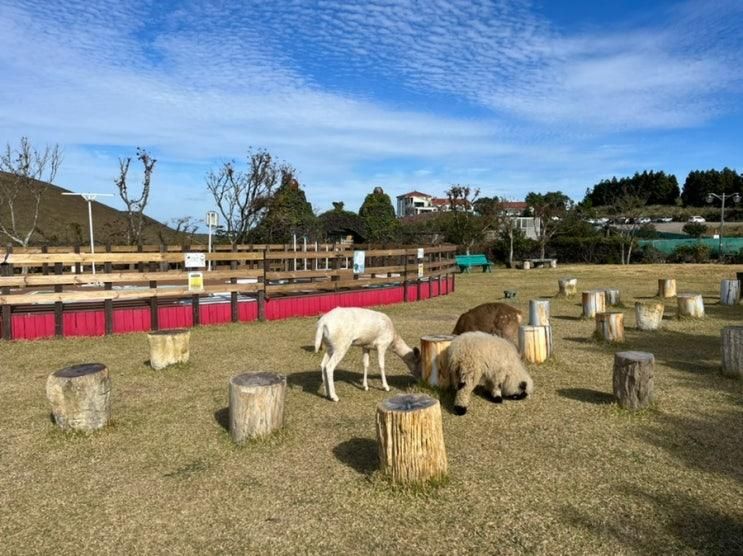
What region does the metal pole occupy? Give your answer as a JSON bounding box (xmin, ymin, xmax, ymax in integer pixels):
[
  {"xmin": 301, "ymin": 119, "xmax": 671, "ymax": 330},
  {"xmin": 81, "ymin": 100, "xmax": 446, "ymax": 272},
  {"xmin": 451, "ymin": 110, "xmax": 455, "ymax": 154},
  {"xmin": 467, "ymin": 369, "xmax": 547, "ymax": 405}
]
[
  {"xmin": 303, "ymin": 236, "xmax": 307, "ymax": 271},
  {"xmin": 208, "ymin": 222, "xmax": 213, "ymax": 271},
  {"xmin": 87, "ymin": 198, "xmax": 96, "ymax": 275},
  {"xmin": 720, "ymin": 193, "xmax": 726, "ymax": 260},
  {"xmin": 293, "ymin": 233, "xmax": 297, "ymax": 272}
]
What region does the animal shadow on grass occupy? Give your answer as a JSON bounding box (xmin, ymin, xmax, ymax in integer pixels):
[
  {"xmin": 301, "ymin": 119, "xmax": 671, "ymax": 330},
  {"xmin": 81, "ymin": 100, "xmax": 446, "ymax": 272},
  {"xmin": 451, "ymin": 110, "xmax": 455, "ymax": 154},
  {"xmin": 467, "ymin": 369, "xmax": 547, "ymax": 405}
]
[
  {"xmin": 553, "ymin": 315, "xmax": 582, "ymax": 322},
  {"xmin": 557, "ymin": 388, "xmax": 614, "ymax": 405},
  {"xmin": 287, "ymin": 369, "xmax": 416, "ymax": 399},
  {"xmin": 333, "ymin": 437, "xmax": 377, "ymax": 476},
  {"xmin": 564, "ymin": 336, "xmax": 594, "ymax": 344},
  {"xmin": 214, "ymin": 407, "xmax": 229, "ymax": 431},
  {"xmin": 300, "ymin": 345, "xmax": 316, "ymax": 353}
]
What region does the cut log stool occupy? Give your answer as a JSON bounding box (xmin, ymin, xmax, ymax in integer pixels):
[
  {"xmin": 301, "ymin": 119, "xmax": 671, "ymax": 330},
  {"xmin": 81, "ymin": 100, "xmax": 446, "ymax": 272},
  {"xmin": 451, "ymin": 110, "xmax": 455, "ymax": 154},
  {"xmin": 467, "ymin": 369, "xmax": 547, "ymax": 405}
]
[
  {"xmin": 519, "ymin": 324, "xmax": 552, "ymax": 364},
  {"xmin": 603, "ymin": 288, "xmax": 621, "ymax": 307},
  {"xmin": 635, "ymin": 301, "xmax": 664, "ymax": 330},
  {"xmin": 229, "ymin": 372, "xmax": 287, "ymax": 444},
  {"xmin": 657, "ymin": 278, "xmax": 677, "ymax": 298},
  {"xmin": 148, "ymin": 328, "xmax": 190, "ymax": 370},
  {"xmin": 376, "ymin": 394, "xmax": 447, "ymax": 485},
  {"xmin": 582, "ymin": 289, "xmax": 606, "ymax": 319},
  {"xmin": 721, "ymin": 326, "xmax": 743, "ymax": 379},
  {"xmin": 522, "ymin": 260, "xmax": 531, "ymax": 270},
  {"xmin": 613, "ymin": 351, "xmax": 654, "ymax": 410},
  {"xmin": 558, "ymin": 277, "xmax": 578, "ymax": 297},
  {"xmin": 420, "ymin": 335, "xmax": 455, "ymax": 388},
  {"xmin": 46, "ymin": 363, "xmax": 111, "ymax": 432},
  {"xmin": 528, "ymin": 299, "xmax": 550, "ymax": 326},
  {"xmin": 677, "ymin": 293, "xmax": 705, "ymax": 319},
  {"xmin": 720, "ymin": 279, "xmax": 740, "ymax": 306},
  {"xmin": 595, "ymin": 311, "xmax": 625, "ymax": 343}
]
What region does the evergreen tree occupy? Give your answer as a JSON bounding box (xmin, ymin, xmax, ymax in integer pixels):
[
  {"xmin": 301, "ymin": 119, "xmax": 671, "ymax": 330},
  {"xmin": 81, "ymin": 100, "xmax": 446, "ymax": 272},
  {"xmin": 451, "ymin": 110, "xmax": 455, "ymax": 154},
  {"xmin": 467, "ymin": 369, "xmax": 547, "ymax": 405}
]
[
  {"xmin": 318, "ymin": 202, "xmax": 366, "ymax": 243},
  {"xmin": 359, "ymin": 186, "xmax": 399, "ymax": 243},
  {"xmin": 681, "ymin": 168, "xmax": 743, "ymax": 207},
  {"xmin": 252, "ymin": 169, "xmax": 318, "ymax": 242}
]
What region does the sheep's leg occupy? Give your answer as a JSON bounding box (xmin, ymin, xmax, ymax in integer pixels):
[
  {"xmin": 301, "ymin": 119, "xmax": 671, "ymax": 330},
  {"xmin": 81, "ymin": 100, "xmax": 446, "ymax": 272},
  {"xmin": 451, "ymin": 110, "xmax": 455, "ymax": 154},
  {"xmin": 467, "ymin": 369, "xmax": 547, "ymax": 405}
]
[
  {"xmin": 377, "ymin": 347, "xmax": 390, "ymax": 391},
  {"xmin": 454, "ymin": 381, "xmax": 474, "ymax": 415},
  {"xmin": 324, "ymin": 347, "xmax": 348, "ymax": 402},
  {"xmin": 362, "ymin": 349, "xmax": 370, "ymax": 391}
]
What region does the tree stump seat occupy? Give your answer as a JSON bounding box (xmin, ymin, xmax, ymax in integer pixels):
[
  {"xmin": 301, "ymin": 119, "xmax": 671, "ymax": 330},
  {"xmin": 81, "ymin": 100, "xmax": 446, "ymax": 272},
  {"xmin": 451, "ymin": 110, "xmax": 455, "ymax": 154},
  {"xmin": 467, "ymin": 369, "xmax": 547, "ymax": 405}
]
[
  {"xmin": 582, "ymin": 290, "xmax": 606, "ymax": 319},
  {"xmin": 595, "ymin": 311, "xmax": 625, "ymax": 343},
  {"xmin": 635, "ymin": 301, "xmax": 664, "ymax": 330},
  {"xmin": 657, "ymin": 278, "xmax": 677, "ymax": 298},
  {"xmin": 147, "ymin": 328, "xmax": 190, "ymax": 370},
  {"xmin": 721, "ymin": 326, "xmax": 743, "ymax": 379},
  {"xmin": 229, "ymin": 372, "xmax": 287, "ymax": 444},
  {"xmin": 519, "ymin": 324, "xmax": 552, "ymax": 364},
  {"xmin": 376, "ymin": 394, "xmax": 447, "ymax": 485},
  {"xmin": 528, "ymin": 299, "xmax": 550, "ymax": 326},
  {"xmin": 557, "ymin": 277, "xmax": 578, "ymax": 297},
  {"xmin": 420, "ymin": 335, "xmax": 455, "ymax": 388},
  {"xmin": 677, "ymin": 293, "xmax": 705, "ymax": 319},
  {"xmin": 613, "ymin": 351, "xmax": 654, "ymax": 410},
  {"xmin": 720, "ymin": 279, "xmax": 740, "ymax": 306},
  {"xmin": 46, "ymin": 363, "xmax": 111, "ymax": 432}
]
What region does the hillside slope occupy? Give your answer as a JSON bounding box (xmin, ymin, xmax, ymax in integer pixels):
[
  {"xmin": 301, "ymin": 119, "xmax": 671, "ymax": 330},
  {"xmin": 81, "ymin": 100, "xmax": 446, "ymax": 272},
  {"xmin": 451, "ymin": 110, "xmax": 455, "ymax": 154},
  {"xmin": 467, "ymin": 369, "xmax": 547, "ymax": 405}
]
[{"xmin": 0, "ymin": 172, "xmax": 187, "ymax": 246}]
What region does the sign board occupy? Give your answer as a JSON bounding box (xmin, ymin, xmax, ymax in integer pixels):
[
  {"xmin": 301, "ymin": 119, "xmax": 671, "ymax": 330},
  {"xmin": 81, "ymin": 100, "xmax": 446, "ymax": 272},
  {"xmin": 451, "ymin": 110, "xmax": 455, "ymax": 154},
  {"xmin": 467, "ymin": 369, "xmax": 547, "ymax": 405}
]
[
  {"xmin": 188, "ymin": 271, "xmax": 204, "ymax": 292},
  {"xmin": 352, "ymin": 250, "xmax": 366, "ymax": 274},
  {"xmin": 206, "ymin": 211, "xmax": 219, "ymax": 227},
  {"xmin": 417, "ymin": 248, "xmax": 425, "ymax": 259},
  {"xmin": 184, "ymin": 252, "xmax": 206, "ymax": 268},
  {"xmin": 417, "ymin": 263, "xmax": 424, "ymax": 279}
]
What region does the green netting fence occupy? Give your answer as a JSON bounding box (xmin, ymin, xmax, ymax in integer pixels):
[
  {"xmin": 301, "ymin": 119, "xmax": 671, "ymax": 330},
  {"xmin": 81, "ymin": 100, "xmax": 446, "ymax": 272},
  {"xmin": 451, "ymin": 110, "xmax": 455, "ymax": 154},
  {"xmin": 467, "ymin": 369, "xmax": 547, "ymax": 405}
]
[{"xmin": 638, "ymin": 237, "xmax": 743, "ymax": 255}]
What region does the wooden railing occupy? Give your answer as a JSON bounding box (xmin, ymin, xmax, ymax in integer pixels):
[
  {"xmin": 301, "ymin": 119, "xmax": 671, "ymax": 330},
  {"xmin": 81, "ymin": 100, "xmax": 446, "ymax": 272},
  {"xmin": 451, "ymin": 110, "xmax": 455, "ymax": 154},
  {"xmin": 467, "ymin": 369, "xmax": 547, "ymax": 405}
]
[{"xmin": 0, "ymin": 244, "xmax": 458, "ymax": 340}]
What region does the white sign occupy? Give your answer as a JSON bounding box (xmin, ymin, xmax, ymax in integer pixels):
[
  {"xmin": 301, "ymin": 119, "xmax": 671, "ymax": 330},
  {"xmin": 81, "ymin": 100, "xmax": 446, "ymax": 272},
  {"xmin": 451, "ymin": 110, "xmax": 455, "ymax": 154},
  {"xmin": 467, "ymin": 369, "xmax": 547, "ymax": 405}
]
[
  {"xmin": 418, "ymin": 263, "xmax": 424, "ymax": 278},
  {"xmin": 184, "ymin": 252, "xmax": 206, "ymax": 268},
  {"xmin": 353, "ymin": 250, "xmax": 366, "ymax": 274},
  {"xmin": 188, "ymin": 272, "xmax": 204, "ymax": 292},
  {"xmin": 206, "ymin": 211, "xmax": 219, "ymax": 227},
  {"xmin": 417, "ymin": 248, "xmax": 425, "ymax": 259}
]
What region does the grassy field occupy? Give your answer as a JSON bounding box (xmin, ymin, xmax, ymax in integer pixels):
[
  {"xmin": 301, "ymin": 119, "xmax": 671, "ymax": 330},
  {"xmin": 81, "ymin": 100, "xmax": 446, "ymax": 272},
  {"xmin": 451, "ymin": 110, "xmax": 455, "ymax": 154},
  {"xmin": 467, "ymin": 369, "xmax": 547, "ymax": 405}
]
[{"xmin": 1, "ymin": 264, "xmax": 743, "ymax": 554}]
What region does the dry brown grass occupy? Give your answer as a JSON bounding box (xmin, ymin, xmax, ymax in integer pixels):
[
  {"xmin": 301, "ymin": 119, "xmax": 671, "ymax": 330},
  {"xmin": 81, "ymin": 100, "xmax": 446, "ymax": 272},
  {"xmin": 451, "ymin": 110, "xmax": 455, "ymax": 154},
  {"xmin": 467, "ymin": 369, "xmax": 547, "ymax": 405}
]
[{"xmin": 1, "ymin": 264, "xmax": 743, "ymax": 554}]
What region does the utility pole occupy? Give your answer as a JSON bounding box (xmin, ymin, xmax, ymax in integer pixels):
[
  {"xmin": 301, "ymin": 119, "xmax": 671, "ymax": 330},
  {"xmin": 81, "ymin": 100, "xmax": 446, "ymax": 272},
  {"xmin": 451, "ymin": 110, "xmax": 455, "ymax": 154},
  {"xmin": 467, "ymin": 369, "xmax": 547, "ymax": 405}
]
[
  {"xmin": 62, "ymin": 192, "xmax": 114, "ymax": 274},
  {"xmin": 706, "ymin": 192, "xmax": 741, "ymax": 260}
]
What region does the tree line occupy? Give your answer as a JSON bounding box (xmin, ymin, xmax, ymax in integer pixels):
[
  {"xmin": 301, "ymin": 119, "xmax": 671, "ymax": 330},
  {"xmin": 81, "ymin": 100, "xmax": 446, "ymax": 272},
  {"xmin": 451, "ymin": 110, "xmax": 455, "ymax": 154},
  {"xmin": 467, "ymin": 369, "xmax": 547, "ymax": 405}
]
[{"xmin": 583, "ymin": 168, "xmax": 743, "ymax": 207}]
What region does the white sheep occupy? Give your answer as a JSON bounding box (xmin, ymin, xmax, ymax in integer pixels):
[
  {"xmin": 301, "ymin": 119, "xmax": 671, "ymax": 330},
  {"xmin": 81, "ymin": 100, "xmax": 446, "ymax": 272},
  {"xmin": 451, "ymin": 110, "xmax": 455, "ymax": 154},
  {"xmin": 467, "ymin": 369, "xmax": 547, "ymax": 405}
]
[
  {"xmin": 314, "ymin": 307, "xmax": 421, "ymax": 401},
  {"xmin": 447, "ymin": 331, "xmax": 534, "ymax": 415}
]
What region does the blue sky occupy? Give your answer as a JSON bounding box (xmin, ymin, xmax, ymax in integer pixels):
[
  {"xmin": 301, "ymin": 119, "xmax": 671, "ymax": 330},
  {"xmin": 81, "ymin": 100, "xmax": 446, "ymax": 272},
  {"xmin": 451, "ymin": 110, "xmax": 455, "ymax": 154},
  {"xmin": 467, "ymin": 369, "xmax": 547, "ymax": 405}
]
[{"xmin": 1, "ymin": 0, "xmax": 741, "ymax": 227}]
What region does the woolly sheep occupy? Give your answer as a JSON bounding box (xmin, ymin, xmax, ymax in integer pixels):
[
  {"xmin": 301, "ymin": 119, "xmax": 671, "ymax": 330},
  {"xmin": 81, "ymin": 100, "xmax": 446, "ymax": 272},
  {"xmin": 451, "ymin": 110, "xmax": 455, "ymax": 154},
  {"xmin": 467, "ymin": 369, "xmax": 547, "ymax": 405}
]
[
  {"xmin": 447, "ymin": 331, "xmax": 534, "ymax": 415},
  {"xmin": 314, "ymin": 307, "xmax": 421, "ymax": 402},
  {"xmin": 452, "ymin": 302, "xmax": 523, "ymax": 347}
]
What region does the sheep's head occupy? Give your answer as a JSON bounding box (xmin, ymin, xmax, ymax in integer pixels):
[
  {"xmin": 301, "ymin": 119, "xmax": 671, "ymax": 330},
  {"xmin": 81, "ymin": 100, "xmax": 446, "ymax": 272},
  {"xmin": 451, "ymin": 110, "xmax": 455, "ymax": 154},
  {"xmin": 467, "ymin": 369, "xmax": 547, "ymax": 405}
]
[
  {"xmin": 404, "ymin": 347, "xmax": 422, "ymax": 377},
  {"xmin": 502, "ymin": 372, "xmax": 534, "ymax": 400}
]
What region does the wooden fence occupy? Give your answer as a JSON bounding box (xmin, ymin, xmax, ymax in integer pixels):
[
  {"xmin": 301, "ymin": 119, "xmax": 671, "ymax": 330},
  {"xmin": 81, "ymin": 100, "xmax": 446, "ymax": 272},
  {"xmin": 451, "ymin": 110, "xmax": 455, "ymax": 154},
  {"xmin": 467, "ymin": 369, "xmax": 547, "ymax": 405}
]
[{"xmin": 0, "ymin": 244, "xmax": 458, "ymax": 340}]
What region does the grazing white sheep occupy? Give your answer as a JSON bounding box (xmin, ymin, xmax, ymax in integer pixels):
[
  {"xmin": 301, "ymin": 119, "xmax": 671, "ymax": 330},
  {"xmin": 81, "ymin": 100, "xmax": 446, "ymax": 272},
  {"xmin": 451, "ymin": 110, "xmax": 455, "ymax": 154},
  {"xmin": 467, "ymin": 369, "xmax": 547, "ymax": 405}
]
[
  {"xmin": 314, "ymin": 307, "xmax": 421, "ymax": 402},
  {"xmin": 447, "ymin": 331, "xmax": 534, "ymax": 415}
]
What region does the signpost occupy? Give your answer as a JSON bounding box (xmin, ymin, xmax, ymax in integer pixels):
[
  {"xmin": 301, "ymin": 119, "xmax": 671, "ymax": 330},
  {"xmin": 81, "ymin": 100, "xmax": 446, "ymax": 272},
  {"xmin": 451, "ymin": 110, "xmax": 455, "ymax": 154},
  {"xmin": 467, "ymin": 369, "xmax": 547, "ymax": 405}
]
[{"xmin": 206, "ymin": 211, "xmax": 218, "ymax": 271}]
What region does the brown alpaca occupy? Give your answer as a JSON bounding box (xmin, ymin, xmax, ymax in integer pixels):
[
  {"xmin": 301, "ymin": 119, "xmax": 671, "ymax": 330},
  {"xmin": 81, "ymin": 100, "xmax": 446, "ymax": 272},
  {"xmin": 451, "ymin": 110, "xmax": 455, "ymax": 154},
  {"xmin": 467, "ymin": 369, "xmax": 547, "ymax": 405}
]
[{"xmin": 452, "ymin": 302, "xmax": 523, "ymax": 346}]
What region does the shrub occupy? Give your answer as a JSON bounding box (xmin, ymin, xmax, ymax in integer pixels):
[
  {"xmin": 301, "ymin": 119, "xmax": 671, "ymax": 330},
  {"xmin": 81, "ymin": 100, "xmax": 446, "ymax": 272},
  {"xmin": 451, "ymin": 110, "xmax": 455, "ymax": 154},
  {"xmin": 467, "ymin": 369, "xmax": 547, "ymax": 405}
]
[
  {"xmin": 682, "ymin": 222, "xmax": 707, "ymax": 238},
  {"xmin": 668, "ymin": 243, "xmax": 711, "ymax": 263}
]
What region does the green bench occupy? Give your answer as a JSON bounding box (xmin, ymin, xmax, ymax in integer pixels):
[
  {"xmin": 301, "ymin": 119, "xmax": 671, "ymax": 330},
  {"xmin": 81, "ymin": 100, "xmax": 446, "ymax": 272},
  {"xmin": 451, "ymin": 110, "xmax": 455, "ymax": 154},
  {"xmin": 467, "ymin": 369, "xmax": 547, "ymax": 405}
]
[{"xmin": 455, "ymin": 254, "xmax": 494, "ymax": 273}]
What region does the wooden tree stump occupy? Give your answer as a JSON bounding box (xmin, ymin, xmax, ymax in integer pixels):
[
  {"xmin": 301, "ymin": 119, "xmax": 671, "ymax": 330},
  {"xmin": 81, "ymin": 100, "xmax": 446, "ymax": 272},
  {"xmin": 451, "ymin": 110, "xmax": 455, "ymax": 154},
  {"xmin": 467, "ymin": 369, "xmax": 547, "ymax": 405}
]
[
  {"xmin": 147, "ymin": 329, "xmax": 190, "ymax": 370},
  {"xmin": 549, "ymin": 259, "xmax": 557, "ymax": 269},
  {"xmin": 721, "ymin": 326, "xmax": 743, "ymax": 379},
  {"xmin": 522, "ymin": 260, "xmax": 531, "ymax": 270},
  {"xmin": 603, "ymin": 288, "xmax": 621, "ymax": 306},
  {"xmin": 420, "ymin": 335, "xmax": 455, "ymax": 388},
  {"xmin": 595, "ymin": 311, "xmax": 625, "ymax": 343},
  {"xmin": 720, "ymin": 279, "xmax": 740, "ymax": 306},
  {"xmin": 528, "ymin": 299, "xmax": 550, "ymax": 326},
  {"xmin": 519, "ymin": 324, "xmax": 552, "ymax": 364},
  {"xmin": 677, "ymin": 293, "xmax": 705, "ymax": 319},
  {"xmin": 613, "ymin": 351, "xmax": 654, "ymax": 410},
  {"xmin": 229, "ymin": 372, "xmax": 287, "ymax": 444},
  {"xmin": 635, "ymin": 301, "xmax": 664, "ymax": 330},
  {"xmin": 657, "ymin": 278, "xmax": 677, "ymax": 298},
  {"xmin": 582, "ymin": 289, "xmax": 606, "ymax": 319},
  {"xmin": 376, "ymin": 394, "xmax": 447, "ymax": 485},
  {"xmin": 557, "ymin": 277, "xmax": 578, "ymax": 297},
  {"xmin": 46, "ymin": 363, "xmax": 111, "ymax": 432}
]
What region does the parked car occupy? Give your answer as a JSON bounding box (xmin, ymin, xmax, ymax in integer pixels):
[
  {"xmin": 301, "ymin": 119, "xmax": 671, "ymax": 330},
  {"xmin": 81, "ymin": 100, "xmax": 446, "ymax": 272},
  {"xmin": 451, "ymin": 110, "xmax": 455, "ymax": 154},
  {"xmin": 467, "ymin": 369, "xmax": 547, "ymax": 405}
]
[
  {"xmin": 654, "ymin": 217, "xmax": 673, "ymax": 223},
  {"xmin": 637, "ymin": 217, "xmax": 651, "ymax": 224},
  {"xmin": 688, "ymin": 216, "xmax": 706, "ymax": 223}
]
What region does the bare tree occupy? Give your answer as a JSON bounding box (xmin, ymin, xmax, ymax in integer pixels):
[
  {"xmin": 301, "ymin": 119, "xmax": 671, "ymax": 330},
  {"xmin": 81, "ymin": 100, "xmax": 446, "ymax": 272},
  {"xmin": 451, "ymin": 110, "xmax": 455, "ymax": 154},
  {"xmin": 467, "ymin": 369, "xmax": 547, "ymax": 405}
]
[
  {"xmin": 611, "ymin": 193, "xmax": 647, "ymax": 264},
  {"xmin": 525, "ymin": 191, "xmax": 571, "ymax": 259},
  {"xmin": 115, "ymin": 147, "xmax": 156, "ymax": 245},
  {"xmin": 158, "ymin": 216, "xmax": 199, "ymax": 245},
  {"xmin": 0, "ymin": 137, "xmax": 62, "ymax": 246},
  {"xmin": 205, "ymin": 148, "xmax": 280, "ymax": 246}
]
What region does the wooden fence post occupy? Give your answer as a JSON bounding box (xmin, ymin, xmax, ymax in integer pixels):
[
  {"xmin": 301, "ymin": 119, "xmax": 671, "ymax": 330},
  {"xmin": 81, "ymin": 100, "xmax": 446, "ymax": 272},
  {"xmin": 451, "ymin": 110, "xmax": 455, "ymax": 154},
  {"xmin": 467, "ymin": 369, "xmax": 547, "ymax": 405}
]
[
  {"xmin": 1, "ymin": 244, "xmax": 12, "ymax": 340},
  {"xmin": 149, "ymin": 258, "xmax": 158, "ymax": 332},
  {"xmin": 230, "ymin": 244, "xmax": 239, "ymax": 323},
  {"xmin": 403, "ymin": 251, "xmax": 409, "ymax": 302},
  {"xmin": 104, "ymin": 242, "xmax": 113, "ymax": 335},
  {"xmin": 54, "ymin": 261, "xmax": 64, "ymax": 337},
  {"xmin": 258, "ymin": 248, "xmax": 267, "ymax": 321}
]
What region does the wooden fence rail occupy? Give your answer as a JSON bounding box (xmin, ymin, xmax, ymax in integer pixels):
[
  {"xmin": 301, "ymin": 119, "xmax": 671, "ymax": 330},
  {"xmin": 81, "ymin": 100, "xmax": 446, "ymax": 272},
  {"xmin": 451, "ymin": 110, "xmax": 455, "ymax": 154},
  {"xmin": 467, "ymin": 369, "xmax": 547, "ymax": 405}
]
[{"xmin": 0, "ymin": 244, "xmax": 458, "ymax": 340}]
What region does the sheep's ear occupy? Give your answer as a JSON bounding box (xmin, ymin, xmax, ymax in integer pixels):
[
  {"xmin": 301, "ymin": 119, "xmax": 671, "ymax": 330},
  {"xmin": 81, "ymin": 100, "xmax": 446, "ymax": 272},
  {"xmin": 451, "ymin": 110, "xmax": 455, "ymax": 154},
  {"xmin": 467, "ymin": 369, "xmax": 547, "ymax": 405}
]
[{"xmin": 519, "ymin": 381, "xmax": 527, "ymax": 391}]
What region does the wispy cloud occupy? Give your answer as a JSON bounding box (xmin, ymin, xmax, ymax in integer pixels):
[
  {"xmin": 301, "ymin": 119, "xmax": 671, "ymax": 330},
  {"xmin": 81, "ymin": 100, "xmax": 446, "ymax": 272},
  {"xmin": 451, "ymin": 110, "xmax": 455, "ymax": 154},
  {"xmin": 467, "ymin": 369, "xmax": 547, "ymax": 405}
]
[{"xmin": 0, "ymin": 0, "xmax": 741, "ymax": 222}]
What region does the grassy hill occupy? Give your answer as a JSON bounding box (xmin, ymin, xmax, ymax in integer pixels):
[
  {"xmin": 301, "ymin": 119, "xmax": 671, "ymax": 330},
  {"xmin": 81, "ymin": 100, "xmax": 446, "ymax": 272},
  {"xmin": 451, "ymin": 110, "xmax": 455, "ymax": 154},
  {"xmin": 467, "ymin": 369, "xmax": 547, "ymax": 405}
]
[{"xmin": 0, "ymin": 172, "xmax": 191, "ymax": 246}]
